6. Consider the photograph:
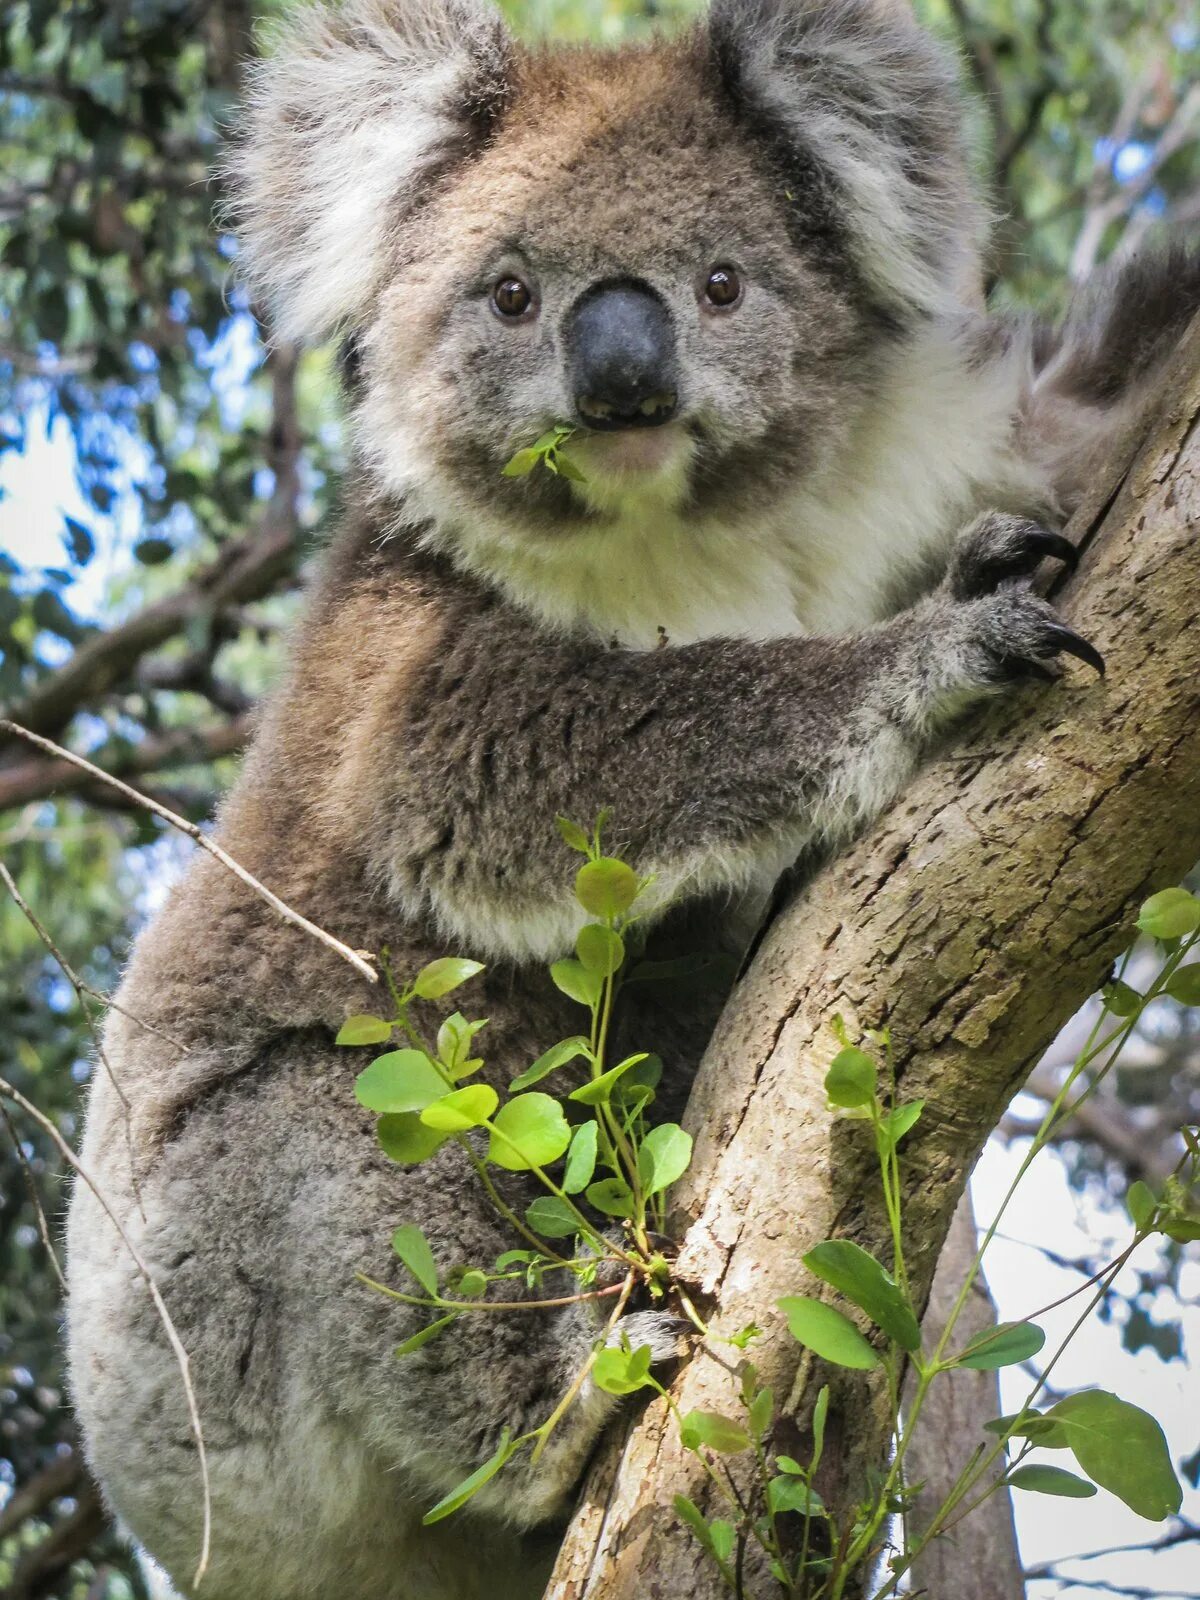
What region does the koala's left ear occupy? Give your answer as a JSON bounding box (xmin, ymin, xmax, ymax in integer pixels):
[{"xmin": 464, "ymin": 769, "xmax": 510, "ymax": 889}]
[
  {"xmin": 226, "ymin": 0, "xmax": 514, "ymax": 343},
  {"xmin": 707, "ymin": 0, "xmax": 983, "ymax": 317}
]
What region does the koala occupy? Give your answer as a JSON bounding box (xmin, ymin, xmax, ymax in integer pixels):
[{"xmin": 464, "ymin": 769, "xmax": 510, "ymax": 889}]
[{"xmin": 65, "ymin": 2, "xmax": 1200, "ymax": 1598}]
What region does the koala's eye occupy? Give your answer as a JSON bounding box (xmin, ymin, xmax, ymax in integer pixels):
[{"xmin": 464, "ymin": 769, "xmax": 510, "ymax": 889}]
[
  {"xmin": 492, "ymin": 276, "xmax": 533, "ymax": 318},
  {"xmin": 703, "ymin": 266, "xmax": 742, "ymax": 310}
]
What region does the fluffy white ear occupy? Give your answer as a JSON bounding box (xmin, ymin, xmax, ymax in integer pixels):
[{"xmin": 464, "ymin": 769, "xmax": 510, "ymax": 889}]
[
  {"xmin": 708, "ymin": 0, "xmax": 983, "ymax": 317},
  {"xmin": 228, "ymin": 0, "xmax": 513, "ymax": 342}
]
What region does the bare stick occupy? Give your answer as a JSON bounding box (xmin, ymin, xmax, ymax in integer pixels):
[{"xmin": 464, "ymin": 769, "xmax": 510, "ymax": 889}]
[
  {"xmin": 0, "ymin": 1072, "xmax": 213, "ymax": 1589},
  {"xmin": 0, "ymin": 719, "xmax": 378, "ymax": 984},
  {"xmin": 0, "ymin": 1098, "xmax": 68, "ymax": 1295}
]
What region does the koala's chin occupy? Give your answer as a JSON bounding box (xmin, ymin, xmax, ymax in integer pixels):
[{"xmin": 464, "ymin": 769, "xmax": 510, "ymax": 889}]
[{"xmin": 569, "ymin": 420, "xmax": 696, "ymax": 518}]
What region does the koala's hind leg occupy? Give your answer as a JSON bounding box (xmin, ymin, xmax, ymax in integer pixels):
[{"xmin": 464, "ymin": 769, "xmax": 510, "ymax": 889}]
[{"xmin": 68, "ymin": 1029, "xmax": 637, "ymax": 1599}]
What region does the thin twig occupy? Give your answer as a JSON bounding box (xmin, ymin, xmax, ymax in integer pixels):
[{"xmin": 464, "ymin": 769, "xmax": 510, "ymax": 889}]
[
  {"xmin": 0, "ymin": 1098, "xmax": 68, "ymax": 1294},
  {"xmin": 0, "ymin": 1073, "xmax": 212, "ymax": 1588},
  {"xmin": 0, "ymin": 720, "xmax": 377, "ymax": 984}
]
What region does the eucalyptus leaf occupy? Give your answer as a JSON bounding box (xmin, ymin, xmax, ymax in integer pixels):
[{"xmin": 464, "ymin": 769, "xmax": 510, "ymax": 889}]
[
  {"xmin": 824, "ymin": 1046, "xmax": 877, "ymax": 1108},
  {"xmin": 509, "ymin": 1035, "xmax": 591, "ymax": 1092},
  {"xmin": 563, "ymin": 1120, "xmax": 598, "ymax": 1194},
  {"xmin": 778, "ymin": 1295, "xmax": 881, "ymax": 1370},
  {"xmin": 355, "ymin": 1050, "xmax": 447, "ymax": 1114},
  {"xmin": 575, "ymin": 857, "xmax": 639, "ymax": 918},
  {"xmin": 419, "ymin": 1083, "xmax": 498, "ymax": 1132},
  {"xmin": 391, "ymin": 1224, "xmax": 439, "ymax": 1298},
  {"xmin": 956, "ymin": 1321, "xmax": 1046, "ymax": 1370},
  {"xmin": 1047, "ymin": 1390, "xmax": 1182, "ymax": 1520},
  {"xmin": 803, "ymin": 1240, "xmax": 921, "ymax": 1352},
  {"xmin": 412, "ymin": 957, "xmax": 485, "ymax": 1000},
  {"xmin": 336, "ymin": 1013, "xmax": 393, "ymax": 1046},
  {"xmin": 422, "ymin": 1429, "xmax": 519, "ymax": 1523},
  {"xmin": 488, "ymin": 1093, "xmax": 572, "ymax": 1171},
  {"xmin": 1007, "ymin": 1464, "xmax": 1098, "ymax": 1499},
  {"xmin": 637, "ymin": 1123, "xmax": 693, "ymax": 1195},
  {"xmin": 377, "ymin": 1112, "xmax": 448, "ymax": 1166}
]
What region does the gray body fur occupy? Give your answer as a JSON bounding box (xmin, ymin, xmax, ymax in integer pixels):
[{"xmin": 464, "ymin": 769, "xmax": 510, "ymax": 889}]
[{"xmin": 65, "ymin": 2, "xmax": 1200, "ymax": 1596}]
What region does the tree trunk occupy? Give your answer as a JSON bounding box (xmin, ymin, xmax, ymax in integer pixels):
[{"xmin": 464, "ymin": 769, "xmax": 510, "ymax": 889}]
[
  {"xmin": 906, "ymin": 1192, "xmax": 1025, "ymax": 1600},
  {"xmin": 545, "ymin": 316, "xmax": 1200, "ymax": 1600}
]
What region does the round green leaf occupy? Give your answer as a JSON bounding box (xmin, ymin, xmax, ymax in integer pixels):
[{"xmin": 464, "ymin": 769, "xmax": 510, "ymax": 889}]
[
  {"xmin": 1126, "ymin": 1179, "xmax": 1158, "ymax": 1231},
  {"xmin": 825, "ymin": 1046, "xmax": 877, "ymax": 1108},
  {"xmin": 576, "ymin": 923, "xmax": 625, "ymax": 975},
  {"xmin": 355, "ymin": 1050, "xmax": 448, "ymax": 1114},
  {"xmin": 550, "ymin": 958, "xmax": 603, "ymax": 1008},
  {"xmin": 803, "ymin": 1240, "xmax": 921, "ymax": 1352},
  {"xmin": 1007, "ymin": 1464, "xmax": 1097, "ymax": 1499},
  {"xmin": 767, "ymin": 1476, "xmax": 826, "ymax": 1516},
  {"xmin": 575, "ymin": 857, "xmax": 639, "ymax": 918},
  {"xmin": 377, "ymin": 1112, "xmax": 448, "ymax": 1166},
  {"xmin": 592, "ymin": 1344, "xmax": 654, "ymax": 1396},
  {"xmin": 488, "ymin": 1093, "xmax": 572, "ymax": 1171},
  {"xmin": 524, "ymin": 1196, "xmax": 582, "ymax": 1239},
  {"xmin": 419, "ymin": 1083, "xmax": 498, "ymax": 1132},
  {"xmin": 777, "ymin": 1295, "xmax": 881, "ymax": 1370},
  {"xmin": 957, "ymin": 1321, "xmax": 1046, "ymax": 1370},
  {"xmin": 1136, "ymin": 887, "xmax": 1200, "ymax": 940},
  {"xmin": 585, "ymin": 1176, "xmax": 635, "ymax": 1217}
]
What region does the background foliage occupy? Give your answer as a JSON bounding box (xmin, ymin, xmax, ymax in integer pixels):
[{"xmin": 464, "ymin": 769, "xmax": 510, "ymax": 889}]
[{"xmin": 0, "ymin": 0, "xmax": 1197, "ymax": 1595}]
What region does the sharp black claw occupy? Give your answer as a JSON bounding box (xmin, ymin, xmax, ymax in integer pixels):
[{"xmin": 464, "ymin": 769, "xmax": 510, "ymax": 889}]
[
  {"xmin": 1044, "ymin": 623, "xmax": 1106, "ymax": 677},
  {"xmin": 1027, "ymin": 529, "xmax": 1080, "ymax": 568}
]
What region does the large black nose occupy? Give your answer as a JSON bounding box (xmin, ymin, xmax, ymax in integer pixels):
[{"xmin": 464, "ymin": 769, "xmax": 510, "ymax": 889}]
[{"xmin": 567, "ymin": 279, "xmax": 678, "ymax": 430}]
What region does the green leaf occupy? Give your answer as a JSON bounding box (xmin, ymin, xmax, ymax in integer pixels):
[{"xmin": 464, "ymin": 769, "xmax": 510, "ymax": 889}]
[
  {"xmin": 524, "ymin": 1196, "xmax": 582, "ymax": 1239},
  {"xmin": 707, "ymin": 1519, "xmax": 735, "ymax": 1563},
  {"xmin": 877, "ymin": 1100, "xmax": 924, "ymax": 1149},
  {"xmin": 811, "ymin": 1385, "xmax": 829, "ymax": 1474},
  {"xmin": 576, "ymin": 923, "xmax": 625, "ymax": 975},
  {"xmin": 355, "ymin": 1050, "xmax": 447, "ymax": 1114},
  {"xmin": 501, "ymin": 448, "xmax": 541, "ymax": 477},
  {"xmin": 555, "ymin": 452, "xmax": 587, "ymax": 483},
  {"xmin": 377, "ymin": 1112, "xmax": 448, "ymax": 1166},
  {"xmin": 1136, "ymin": 887, "xmax": 1200, "ymax": 940},
  {"xmin": 637, "ymin": 1123, "xmax": 693, "ymax": 1196},
  {"xmin": 674, "ymin": 1495, "xmax": 715, "ymax": 1553},
  {"xmin": 679, "ymin": 1410, "xmax": 751, "ymax": 1455},
  {"xmin": 1126, "ymin": 1180, "xmax": 1158, "ymax": 1231},
  {"xmin": 452, "ymin": 1268, "xmax": 488, "ymax": 1299},
  {"xmin": 488, "ymin": 1093, "xmax": 572, "ymax": 1171},
  {"xmin": 563, "ymin": 1120, "xmax": 599, "ymax": 1194},
  {"xmin": 592, "ymin": 1343, "xmax": 654, "ymax": 1395},
  {"xmin": 419, "ymin": 1084, "xmax": 498, "ymax": 1132},
  {"xmin": 768, "ymin": 1476, "xmax": 827, "ymax": 1516},
  {"xmin": 436, "ymin": 1012, "xmax": 488, "ymax": 1077},
  {"xmin": 395, "ymin": 1313, "xmax": 459, "ymax": 1357},
  {"xmin": 1165, "ymin": 964, "xmax": 1200, "ymax": 1005},
  {"xmin": 391, "ymin": 1224, "xmax": 439, "ymax": 1297},
  {"xmin": 1007, "ymin": 1464, "xmax": 1098, "ymax": 1499},
  {"xmin": 422, "ymin": 1429, "xmax": 520, "ymax": 1523},
  {"xmin": 510, "ymin": 1036, "xmax": 591, "ymax": 1092},
  {"xmin": 337, "ymin": 1013, "xmax": 394, "ymax": 1046},
  {"xmin": 1046, "ymin": 1390, "xmax": 1182, "ymax": 1520},
  {"xmin": 556, "ymin": 815, "xmax": 591, "ymax": 854},
  {"xmin": 803, "ymin": 1240, "xmax": 921, "ymax": 1352},
  {"xmin": 825, "ymin": 1046, "xmax": 877, "ymax": 1108},
  {"xmin": 549, "ymin": 958, "xmax": 603, "ymax": 1008},
  {"xmin": 569, "ymin": 1053, "xmax": 649, "ymax": 1106},
  {"xmin": 748, "ymin": 1386, "xmax": 774, "ymax": 1440},
  {"xmin": 575, "ymin": 857, "xmax": 639, "ymax": 918},
  {"xmin": 983, "ymin": 1411, "xmax": 1070, "ymax": 1449},
  {"xmin": 777, "ymin": 1295, "xmax": 881, "ymax": 1370},
  {"xmin": 1102, "ymin": 979, "xmax": 1142, "ymax": 1017},
  {"xmin": 956, "ymin": 1321, "xmax": 1046, "ymax": 1370},
  {"xmin": 585, "ymin": 1177, "xmax": 635, "ymax": 1217},
  {"xmin": 412, "ymin": 957, "xmax": 485, "ymax": 1000}
]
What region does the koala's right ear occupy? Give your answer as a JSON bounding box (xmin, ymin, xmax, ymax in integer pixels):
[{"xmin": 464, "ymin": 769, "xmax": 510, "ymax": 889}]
[{"xmin": 227, "ymin": 0, "xmax": 513, "ymax": 343}]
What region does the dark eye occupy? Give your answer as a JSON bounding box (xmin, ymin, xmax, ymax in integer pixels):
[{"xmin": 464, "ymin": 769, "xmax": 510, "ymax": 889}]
[
  {"xmin": 492, "ymin": 276, "xmax": 533, "ymax": 318},
  {"xmin": 703, "ymin": 266, "xmax": 742, "ymax": 309}
]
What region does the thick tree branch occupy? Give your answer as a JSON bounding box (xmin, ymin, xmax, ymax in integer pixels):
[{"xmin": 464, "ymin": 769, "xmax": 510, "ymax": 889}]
[{"xmin": 547, "ymin": 319, "xmax": 1200, "ymax": 1598}]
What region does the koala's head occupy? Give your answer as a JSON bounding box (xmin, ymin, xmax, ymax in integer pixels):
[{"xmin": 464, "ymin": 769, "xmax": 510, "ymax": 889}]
[{"xmin": 232, "ymin": 0, "xmax": 980, "ymax": 551}]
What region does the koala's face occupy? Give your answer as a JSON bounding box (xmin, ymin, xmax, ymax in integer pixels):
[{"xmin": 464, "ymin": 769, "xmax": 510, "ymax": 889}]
[
  {"xmin": 357, "ymin": 44, "xmax": 880, "ymax": 535},
  {"xmin": 236, "ymin": 0, "xmax": 979, "ymax": 546}
]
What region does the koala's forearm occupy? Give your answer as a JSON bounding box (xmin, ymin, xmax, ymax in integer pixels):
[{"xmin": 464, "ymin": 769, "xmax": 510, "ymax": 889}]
[{"xmin": 377, "ymin": 591, "xmax": 1014, "ymax": 957}]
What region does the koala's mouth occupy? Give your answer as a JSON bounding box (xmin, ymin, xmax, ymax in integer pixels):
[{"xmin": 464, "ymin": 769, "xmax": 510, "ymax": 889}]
[
  {"xmin": 577, "ymin": 390, "xmax": 678, "ymax": 431},
  {"xmin": 571, "ymin": 418, "xmax": 689, "ymax": 480}
]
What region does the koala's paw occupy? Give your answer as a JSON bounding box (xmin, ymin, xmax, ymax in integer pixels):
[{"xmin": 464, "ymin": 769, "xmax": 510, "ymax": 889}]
[
  {"xmin": 950, "ymin": 589, "xmax": 1105, "ymax": 690},
  {"xmin": 608, "ymin": 1309, "xmax": 692, "ymax": 1363},
  {"xmin": 947, "ymin": 512, "xmax": 1079, "ymax": 601}
]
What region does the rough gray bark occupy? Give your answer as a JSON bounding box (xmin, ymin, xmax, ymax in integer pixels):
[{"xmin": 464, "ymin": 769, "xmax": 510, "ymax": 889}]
[{"xmin": 546, "ymin": 316, "xmax": 1200, "ymax": 1600}]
